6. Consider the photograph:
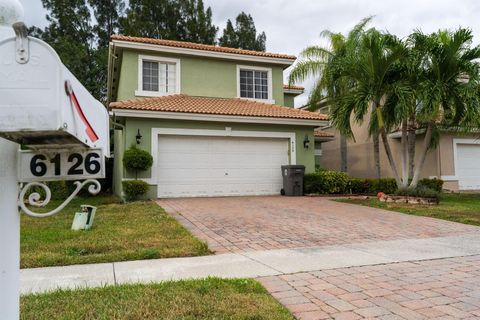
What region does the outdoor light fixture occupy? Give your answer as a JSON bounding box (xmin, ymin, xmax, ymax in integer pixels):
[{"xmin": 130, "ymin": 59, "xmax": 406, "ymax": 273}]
[
  {"xmin": 136, "ymin": 129, "xmax": 142, "ymax": 144},
  {"xmin": 303, "ymin": 135, "xmax": 310, "ymax": 149}
]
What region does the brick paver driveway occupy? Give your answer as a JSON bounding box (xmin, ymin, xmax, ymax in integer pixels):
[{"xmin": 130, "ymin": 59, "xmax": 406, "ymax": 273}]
[
  {"xmin": 258, "ymin": 255, "xmax": 480, "ymax": 319},
  {"xmin": 158, "ymin": 196, "xmax": 478, "ymax": 254},
  {"xmin": 159, "ymin": 196, "xmax": 480, "ymax": 319}
]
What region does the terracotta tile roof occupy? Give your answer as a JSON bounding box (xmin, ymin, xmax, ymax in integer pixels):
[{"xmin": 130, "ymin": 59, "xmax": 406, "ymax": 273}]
[
  {"xmin": 314, "ymin": 128, "xmax": 335, "ymax": 138},
  {"xmin": 111, "ymin": 35, "xmax": 296, "ymax": 60},
  {"xmin": 110, "ymin": 94, "xmax": 329, "ymax": 121},
  {"xmin": 283, "ymin": 85, "xmax": 305, "ymax": 91}
]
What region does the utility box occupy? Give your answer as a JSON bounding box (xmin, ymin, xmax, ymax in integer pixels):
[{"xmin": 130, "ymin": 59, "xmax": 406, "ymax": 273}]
[
  {"xmin": 0, "ymin": 30, "xmax": 109, "ymax": 154},
  {"xmin": 281, "ymin": 165, "xmax": 305, "ymax": 196},
  {"xmin": 71, "ymin": 205, "xmax": 97, "ymax": 231}
]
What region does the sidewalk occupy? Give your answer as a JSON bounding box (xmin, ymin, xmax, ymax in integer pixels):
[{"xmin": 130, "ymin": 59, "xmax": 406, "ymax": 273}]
[{"xmin": 21, "ymin": 233, "xmax": 480, "ymax": 294}]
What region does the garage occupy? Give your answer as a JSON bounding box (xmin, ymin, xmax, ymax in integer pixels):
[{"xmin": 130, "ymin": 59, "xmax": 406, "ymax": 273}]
[
  {"xmin": 456, "ymin": 143, "xmax": 480, "ymax": 190},
  {"xmin": 156, "ymin": 135, "xmax": 290, "ymax": 198}
]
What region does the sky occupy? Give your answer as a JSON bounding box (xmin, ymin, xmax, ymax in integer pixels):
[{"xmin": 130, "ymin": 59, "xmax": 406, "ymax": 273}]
[{"xmin": 19, "ymin": 0, "xmax": 480, "ymax": 106}]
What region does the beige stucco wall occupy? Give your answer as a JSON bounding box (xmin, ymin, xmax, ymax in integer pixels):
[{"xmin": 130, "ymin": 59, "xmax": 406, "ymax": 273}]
[{"xmin": 320, "ymin": 123, "xmax": 439, "ymax": 180}]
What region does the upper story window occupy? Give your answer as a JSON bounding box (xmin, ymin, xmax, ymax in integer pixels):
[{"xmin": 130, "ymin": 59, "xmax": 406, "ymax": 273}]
[
  {"xmin": 136, "ymin": 55, "xmax": 181, "ymax": 97},
  {"xmin": 237, "ymin": 65, "xmax": 274, "ymax": 103}
]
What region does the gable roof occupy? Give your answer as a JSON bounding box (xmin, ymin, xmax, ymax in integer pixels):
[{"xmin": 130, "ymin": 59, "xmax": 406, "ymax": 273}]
[
  {"xmin": 111, "ymin": 35, "xmax": 296, "ymax": 61},
  {"xmin": 110, "ymin": 94, "xmax": 328, "ymax": 121},
  {"xmin": 314, "ymin": 128, "xmax": 335, "ymax": 138}
]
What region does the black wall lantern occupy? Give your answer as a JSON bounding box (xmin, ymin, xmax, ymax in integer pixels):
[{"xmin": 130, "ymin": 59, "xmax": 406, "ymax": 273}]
[
  {"xmin": 136, "ymin": 129, "xmax": 142, "ymax": 144},
  {"xmin": 303, "ymin": 134, "xmax": 310, "ymax": 149}
]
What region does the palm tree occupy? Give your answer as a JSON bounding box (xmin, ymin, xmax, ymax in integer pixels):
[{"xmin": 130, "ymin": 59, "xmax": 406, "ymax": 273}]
[
  {"xmin": 331, "ymin": 29, "xmax": 411, "ymax": 187},
  {"xmin": 288, "ymin": 18, "xmax": 372, "ymax": 173},
  {"xmin": 408, "ymin": 28, "xmax": 480, "ymax": 187}
]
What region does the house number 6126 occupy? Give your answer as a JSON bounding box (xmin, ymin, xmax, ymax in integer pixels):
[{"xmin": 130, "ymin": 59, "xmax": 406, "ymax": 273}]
[{"xmin": 30, "ymin": 152, "xmax": 101, "ymax": 177}]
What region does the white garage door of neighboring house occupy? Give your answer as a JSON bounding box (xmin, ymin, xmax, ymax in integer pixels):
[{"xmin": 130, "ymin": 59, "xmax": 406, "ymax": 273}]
[
  {"xmin": 457, "ymin": 143, "xmax": 480, "ymax": 190},
  {"xmin": 156, "ymin": 135, "xmax": 289, "ymax": 198}
]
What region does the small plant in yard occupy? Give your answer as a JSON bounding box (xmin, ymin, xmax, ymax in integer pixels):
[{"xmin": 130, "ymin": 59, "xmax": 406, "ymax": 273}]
[{"xmin": 122, "ymin": 180, "xmax": 149, "ymax": 201}]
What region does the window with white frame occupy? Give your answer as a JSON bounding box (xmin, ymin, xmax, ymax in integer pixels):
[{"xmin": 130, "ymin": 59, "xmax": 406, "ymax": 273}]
[
  {"xmin": 137, "ymin": 55, "xmax": 180, "ymax": 97},
  {"xmin": 237, "ymin": 65, "xmax": 273, "ymax": 102}
]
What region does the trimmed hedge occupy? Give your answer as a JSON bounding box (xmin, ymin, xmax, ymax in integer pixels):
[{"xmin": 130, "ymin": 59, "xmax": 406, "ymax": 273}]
[
  {"xmin": 304, "ymin": 170, "xmax": 442, "ymax": 195},
  {"xmin": 395, "ymin": 185, "xmax": 440, "ymax": 200},
  {"xmin": 418, "ymin": 178, "xmax": 444, "ymax": 193},
  {"xmin": 122, "ymin": 180, "xmax": 149, "ymax": 201}
]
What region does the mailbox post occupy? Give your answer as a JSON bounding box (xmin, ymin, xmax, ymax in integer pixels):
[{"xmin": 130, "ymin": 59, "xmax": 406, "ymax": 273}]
[{"xmin": 0, "ymin": 1, "xmax": 110, "ymax": 319}]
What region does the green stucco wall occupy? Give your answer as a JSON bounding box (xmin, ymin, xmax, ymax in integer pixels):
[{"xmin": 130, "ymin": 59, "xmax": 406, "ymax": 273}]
[
  {"xmin": 284, "ymin": 93, "xmax": 296, "ymax": 108},
  {"xmin": 115, "ymin": 117, "xmax": 315, "ymax": 198},
  {"xmin": 117, "ymin": 49, "xmax": 286, "ymax": 105}
]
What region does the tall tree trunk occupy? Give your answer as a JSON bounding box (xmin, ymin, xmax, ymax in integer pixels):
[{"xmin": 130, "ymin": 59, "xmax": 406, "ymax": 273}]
[
  {"xmin": 340, "ymin": 135, "xmax": 347, "ymax": 172},
  {"xmin": 401, "ymin": 119, "xmax": 409, "ymax": 187},
  {"xmin": 410, "ymin": 122, "xmax": 434, "ymax": 188},
  {"xmin": 407, "ymin": 118, "xmax": 416, "ymax": 179},
  {"xmin": 373, "ymin": 134, "xmax": 381, "ymax": 179},
  {"xmin": 375, "ymin": 104, "xmax": 402, "ymax": 187}
]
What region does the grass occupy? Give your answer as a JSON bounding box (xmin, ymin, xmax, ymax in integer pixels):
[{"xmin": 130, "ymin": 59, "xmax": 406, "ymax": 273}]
[
  {"xmin": 339, "ymin": 193, "xmax": 480, "ymax": 226},
  {"xmin": 21, "ymin": 195, "xmax": 211, "ymax": 268},
  {"xmin": 20, "ymin": 278, "xmax": 294, "ymax": 320}
]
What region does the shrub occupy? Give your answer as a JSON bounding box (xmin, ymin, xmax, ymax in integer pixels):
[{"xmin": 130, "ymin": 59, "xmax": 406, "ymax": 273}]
[
  {"xmin": 47, "ymin": 181, "xmax": 70, "ymax": 200},
  {"xmin": 123, "ymin": 146, "xmax": 153, "ymax": 178},
  {"xmin": 395, "ymin": 185, "xmax": 440, "ymax": 200},
  {"xmin": 369, "ymin": 178, "xmax": 397, "ymax": 194},
  {"xmin": 418, "ymin": 178, "xmax": 444, "ymax": 192},
  {"xmin": 122, "ymin": 180, "xmax": 149, "ymax": 201},
  {"xmin": 304, "ymin": 170, "xmax": 351, "ymax": 194},
  {"xmin": 349, "ymin": 178, "xmax": 371, "ymax": 194}
]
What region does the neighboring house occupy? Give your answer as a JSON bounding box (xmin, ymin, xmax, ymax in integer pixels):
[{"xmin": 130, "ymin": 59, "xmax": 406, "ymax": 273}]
[
  {"xmin": 311, "ymin": 105, "xmax": 480, "ymax": 191},
  {"xmin": 107, "ymin": 35, "xmax": 328, "ymax": 198}
]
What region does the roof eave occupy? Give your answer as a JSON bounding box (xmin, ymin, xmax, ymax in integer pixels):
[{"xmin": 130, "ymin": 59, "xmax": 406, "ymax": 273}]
[
  {"xmin": 111, "ymin": 108, "xmax": 328, "ymax": 127},
  {"xmin": 112, "ymin": 40, "xmax": 296, "ymax": 67}
]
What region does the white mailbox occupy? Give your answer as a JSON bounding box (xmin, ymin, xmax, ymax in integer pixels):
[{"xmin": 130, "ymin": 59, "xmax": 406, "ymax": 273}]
[{"xmin": 0, "ymin": 25, "xmax": 109, "ymax": 155}]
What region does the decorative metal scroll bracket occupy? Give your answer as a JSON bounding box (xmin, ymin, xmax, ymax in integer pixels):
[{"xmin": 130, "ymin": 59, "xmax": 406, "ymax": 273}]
[{"xmin": 18, "ymin": 179, "xmax": 101, "ymax": 218}]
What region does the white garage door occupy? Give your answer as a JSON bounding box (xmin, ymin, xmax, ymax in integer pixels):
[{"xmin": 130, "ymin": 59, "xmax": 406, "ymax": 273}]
[
  {"xmin": 156, "ymin": 135, "xmax": 290, "ymax": 198},
  {"xmin": 457, "ymin": 144, "xmax": 480, "ymax": 190}
]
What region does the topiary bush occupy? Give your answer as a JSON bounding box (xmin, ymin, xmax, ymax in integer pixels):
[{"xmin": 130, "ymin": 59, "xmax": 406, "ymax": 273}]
[
  {"xmin": 123, "ymin": 146, "xmax": 153, "ymax": 178},
  {"xmin": 122, "ymin": 180, "xmax": 149, "ymax": 201}
]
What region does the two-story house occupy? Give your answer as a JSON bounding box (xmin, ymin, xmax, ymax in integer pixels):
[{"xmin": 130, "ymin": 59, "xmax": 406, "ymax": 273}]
[{"xmin": 107, "ymin": 35, "xmax": 328, "ymax": 198}]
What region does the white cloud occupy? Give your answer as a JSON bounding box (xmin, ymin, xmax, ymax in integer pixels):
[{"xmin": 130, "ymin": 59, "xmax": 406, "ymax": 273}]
[{"xmin": 17, "ymin": 0, "xmax": 480, "ymax": 106}]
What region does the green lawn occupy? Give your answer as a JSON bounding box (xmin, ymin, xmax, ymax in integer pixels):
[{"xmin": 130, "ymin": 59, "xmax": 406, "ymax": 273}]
[
  {"xmin": 21, "ymin": 196, "xmax": 210, "ymax": 268},
  {"xmin": 339, "ymin": 193, "xmax": 480, "ymax": 226},
  {"xmin": 21, "ymin": 278, "xmax": 293, "ymax": 320}
]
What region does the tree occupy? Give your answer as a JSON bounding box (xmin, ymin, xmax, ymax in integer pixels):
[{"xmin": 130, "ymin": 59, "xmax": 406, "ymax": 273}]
[
  {"xmin": 407, "ymin": 28, "xmax": 480, "ymax": 187},
  {"xmin": 31, "ymin": 0, "xmax": 104, "ymax": 100},
  {"xmin": 177, "ymin": 0, "xmax": 217, "ymax": 44},
  {"xmin": 88, "ymin": 0, "xmax": 126, "ymax": 48},
  {"xmin": 288, "ymin": 18, "xmax": 372, "ymax": 173},
  {"xmin": 30, "ymin": 0, "xmax": 125, "ymax": 102},
  {"xmin": 329, "ymin": 29, "xmax": 411, "ymax": 187},
  {"xmin": 120, "ymin": 0, "xmax": 217, "ymax": 44},
  {"xmin": 219, "ymin": 12, "xmax": 266, "ymax": 51},
  {"xmin": 332, "ymin": 27, "xmax": 480, "ymax": 189},
  {"xmin": 120, "ymin": 0, "xmax": 181, "ymax": 40},
  {"xmin": 219, "ymin": 20, "xmax": 237, "ymax": 48}
]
